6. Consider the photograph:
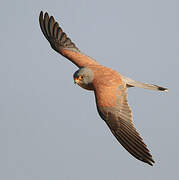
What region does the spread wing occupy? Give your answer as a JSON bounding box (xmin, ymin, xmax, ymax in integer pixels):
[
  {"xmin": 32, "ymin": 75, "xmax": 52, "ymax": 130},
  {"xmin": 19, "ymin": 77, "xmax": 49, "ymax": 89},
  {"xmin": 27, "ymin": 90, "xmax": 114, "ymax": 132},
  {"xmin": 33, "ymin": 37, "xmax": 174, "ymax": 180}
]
[
  {"xmin": 94, "ymin": 83, "xmax": 155, "ymax": 166},
  {"xmin": 39, "ymin": 11, "xmax": 99, "ymax": 68}
]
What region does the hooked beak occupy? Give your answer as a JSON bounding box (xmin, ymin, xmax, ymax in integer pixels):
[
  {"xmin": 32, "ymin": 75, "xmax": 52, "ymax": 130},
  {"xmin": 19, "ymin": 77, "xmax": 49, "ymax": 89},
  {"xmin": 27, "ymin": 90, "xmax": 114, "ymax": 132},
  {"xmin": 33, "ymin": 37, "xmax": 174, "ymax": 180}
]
[{"xmin": 74, "ymin": 77, "xmax": 80, "ymax": 84}]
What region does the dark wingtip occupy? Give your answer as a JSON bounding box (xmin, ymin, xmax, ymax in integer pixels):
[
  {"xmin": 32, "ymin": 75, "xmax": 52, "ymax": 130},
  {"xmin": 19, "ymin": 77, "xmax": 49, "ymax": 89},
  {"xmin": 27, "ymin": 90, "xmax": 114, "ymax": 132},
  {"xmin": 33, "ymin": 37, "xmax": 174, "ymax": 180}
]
[
  {"xmin": 39, "ymin": 11, "xmax": 81, "ymax": 55},
  {"xmin": 158, "ymin": 86, "xmax": 168, "ymax": 92},
  {"xmin": 148, "ymin": 158, "xmax": 155, "ymax": 166},
  {"xmin": 39, "ymin": 11, "xmax": 43, "ymax": 21}
]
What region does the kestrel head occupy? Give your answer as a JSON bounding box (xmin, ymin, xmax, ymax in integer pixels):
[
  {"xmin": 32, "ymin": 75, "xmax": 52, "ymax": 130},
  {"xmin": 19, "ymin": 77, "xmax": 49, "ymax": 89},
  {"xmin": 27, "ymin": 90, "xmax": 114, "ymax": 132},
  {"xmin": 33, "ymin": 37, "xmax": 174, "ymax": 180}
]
[{"xmin": 73, "ymin": 67, "xmax": 94, "ymax": 90}]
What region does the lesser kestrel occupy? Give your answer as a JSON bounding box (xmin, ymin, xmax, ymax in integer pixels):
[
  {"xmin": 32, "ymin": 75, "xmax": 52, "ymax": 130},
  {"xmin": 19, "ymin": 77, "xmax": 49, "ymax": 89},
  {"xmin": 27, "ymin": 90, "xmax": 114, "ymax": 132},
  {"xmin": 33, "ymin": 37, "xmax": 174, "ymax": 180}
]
[{"xmin": 39, "ymin": 11, "xmax": 168, "ymax": 166}]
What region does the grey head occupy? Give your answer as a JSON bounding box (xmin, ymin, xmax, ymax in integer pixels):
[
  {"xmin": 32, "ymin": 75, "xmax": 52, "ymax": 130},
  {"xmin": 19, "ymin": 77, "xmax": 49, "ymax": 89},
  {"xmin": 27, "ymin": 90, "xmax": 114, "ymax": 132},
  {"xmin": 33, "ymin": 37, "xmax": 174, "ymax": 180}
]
[{"xmin": 73, "ymin": 67, "xmax": 94, "ymax": 89}]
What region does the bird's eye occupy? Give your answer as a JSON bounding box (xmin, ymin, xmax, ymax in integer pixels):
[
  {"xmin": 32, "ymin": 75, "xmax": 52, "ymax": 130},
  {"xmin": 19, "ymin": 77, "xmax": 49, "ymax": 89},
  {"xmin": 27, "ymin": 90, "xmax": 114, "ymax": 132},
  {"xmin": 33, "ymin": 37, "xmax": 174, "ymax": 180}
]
[{"xmin": 80, "ymin": 75, "xmax": 83, "ymax": 79}]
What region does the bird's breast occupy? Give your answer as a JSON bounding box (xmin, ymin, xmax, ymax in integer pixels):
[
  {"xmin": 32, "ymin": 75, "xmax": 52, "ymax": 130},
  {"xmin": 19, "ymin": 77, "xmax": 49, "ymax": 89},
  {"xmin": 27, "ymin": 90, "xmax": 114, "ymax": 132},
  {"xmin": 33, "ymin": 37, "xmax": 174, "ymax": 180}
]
[{"xmin": 78, "ymin": 82, "xmax": 94, "ymax": 91}]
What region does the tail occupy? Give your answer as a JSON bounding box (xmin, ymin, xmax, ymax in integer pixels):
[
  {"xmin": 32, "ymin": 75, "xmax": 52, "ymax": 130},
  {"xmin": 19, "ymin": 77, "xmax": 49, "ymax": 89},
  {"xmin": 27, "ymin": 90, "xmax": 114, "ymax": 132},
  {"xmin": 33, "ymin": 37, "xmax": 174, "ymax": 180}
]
[{"xmin": 121, "ymin": 75, "xmax": 168, "ymax": 92}]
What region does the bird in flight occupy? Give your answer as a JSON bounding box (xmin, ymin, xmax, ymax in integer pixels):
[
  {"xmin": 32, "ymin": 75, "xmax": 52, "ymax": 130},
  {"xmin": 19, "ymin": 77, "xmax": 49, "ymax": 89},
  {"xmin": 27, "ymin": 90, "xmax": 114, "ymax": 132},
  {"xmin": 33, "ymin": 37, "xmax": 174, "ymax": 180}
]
[{"xmin": 39, "ymin": 11, "xmax": 168, "ymax": 166}]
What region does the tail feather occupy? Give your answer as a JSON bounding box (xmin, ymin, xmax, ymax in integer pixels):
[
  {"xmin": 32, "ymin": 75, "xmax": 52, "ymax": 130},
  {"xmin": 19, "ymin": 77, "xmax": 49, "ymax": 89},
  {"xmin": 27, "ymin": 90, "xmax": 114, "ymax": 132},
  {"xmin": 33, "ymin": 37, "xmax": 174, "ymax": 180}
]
[{"xmin": 121, "ymin": 75, "xmax": 168, "ymax": 92}]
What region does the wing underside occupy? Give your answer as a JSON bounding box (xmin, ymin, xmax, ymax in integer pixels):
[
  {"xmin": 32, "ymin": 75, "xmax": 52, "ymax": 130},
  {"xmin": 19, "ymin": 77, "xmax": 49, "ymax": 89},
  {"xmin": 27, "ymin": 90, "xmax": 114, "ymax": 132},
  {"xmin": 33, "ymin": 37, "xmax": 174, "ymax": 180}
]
[
  {"xmin": 95, "ymin": 84, "xmax": 155, "ymax": 166},
  {"xmin": 39, "ymin": 11, "xmax": 99, "ymax": 68}
]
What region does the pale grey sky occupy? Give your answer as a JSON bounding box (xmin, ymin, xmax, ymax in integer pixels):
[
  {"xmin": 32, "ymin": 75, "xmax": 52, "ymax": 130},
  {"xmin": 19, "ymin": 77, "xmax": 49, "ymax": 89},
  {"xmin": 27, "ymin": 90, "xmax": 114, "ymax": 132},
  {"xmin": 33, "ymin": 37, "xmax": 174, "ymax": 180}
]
[{"xmin": 1, "ymin": 0, "xmax": 178, "ymax": 179}]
